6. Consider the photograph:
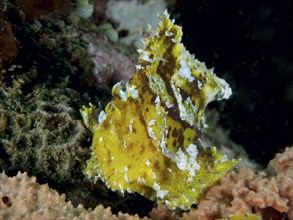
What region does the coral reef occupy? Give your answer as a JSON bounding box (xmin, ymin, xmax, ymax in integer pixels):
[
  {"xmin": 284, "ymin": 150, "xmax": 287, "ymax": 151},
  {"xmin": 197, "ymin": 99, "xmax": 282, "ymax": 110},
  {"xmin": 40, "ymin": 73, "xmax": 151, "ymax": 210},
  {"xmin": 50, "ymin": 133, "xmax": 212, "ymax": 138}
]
[
  {"xmin": 0, "ymin": 171, "xmax": 149, "ymax": 220},
  {"xmin": 0, "ymin": 83, "xmax": 90, "ymax": 182},
  {"xmin": 1, "ymin": 1, "xmax": 135, "ymax": 88},
  {"xmin": 0, "ymin": 69, "xmax": 146, "ymax": 213},
  {"xmin": 81, "ymin": 11, "xmax": 239, "ymax": 210},
  {"xmin": 184, "ymin": 167, "xmax": 291, "ymax": 219},
  {"xmin": 28, "ymin": 13, "xmax": 136, "ymax": 86},
  {"xmin": 222, "ymin": 214, "xmax": 261, "ymax": 220},
  {"xmin": 1, "ymin": 147, "xmax": 292, "ymax": 219},
  {"xmin": 0, "ymin": 1, "xmax": 150, "ymax": 214}
]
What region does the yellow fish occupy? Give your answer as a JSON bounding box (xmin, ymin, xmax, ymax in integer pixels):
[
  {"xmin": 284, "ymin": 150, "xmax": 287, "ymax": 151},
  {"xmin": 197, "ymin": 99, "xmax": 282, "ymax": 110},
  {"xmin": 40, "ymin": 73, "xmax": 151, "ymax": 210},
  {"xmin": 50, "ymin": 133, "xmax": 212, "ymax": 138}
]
[{"xmin": 81, "ymin": 11, "xmax": 239, "ymax": 210}]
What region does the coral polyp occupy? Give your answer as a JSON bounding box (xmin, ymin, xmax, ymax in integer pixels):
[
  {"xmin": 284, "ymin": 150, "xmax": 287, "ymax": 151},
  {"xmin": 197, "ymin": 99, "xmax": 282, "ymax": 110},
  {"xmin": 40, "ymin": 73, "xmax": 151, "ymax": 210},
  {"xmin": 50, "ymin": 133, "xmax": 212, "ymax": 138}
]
[{"xmin": 81, "ymin": 11, "xmax": 239, "ymax": 210}]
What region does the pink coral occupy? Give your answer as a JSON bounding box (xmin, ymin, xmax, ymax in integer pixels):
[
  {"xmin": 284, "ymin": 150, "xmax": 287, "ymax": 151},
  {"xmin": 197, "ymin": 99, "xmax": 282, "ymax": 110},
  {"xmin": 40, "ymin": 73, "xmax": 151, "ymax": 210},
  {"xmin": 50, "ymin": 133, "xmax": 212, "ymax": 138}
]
[
  {"xmin": 149, "ymin": 204, "xmax": 182, "ymax": 220},
  {"xmin": 269, "ymin": 146, "xmax": 293, "ymax": 176},
  {"xmin": 183, "ymin": 146, "xmax": 293, "ymax": 220},
  {"xmin": 0, "ymin": 171, "xmax": 150, "ymax": 220},
  {"xmin": 1, "ymin": 147, "xmax": 292, "ymax": 220},
  {"xmin": 149, "ymin": 147, "xmax": 293, "ymax": 220}
]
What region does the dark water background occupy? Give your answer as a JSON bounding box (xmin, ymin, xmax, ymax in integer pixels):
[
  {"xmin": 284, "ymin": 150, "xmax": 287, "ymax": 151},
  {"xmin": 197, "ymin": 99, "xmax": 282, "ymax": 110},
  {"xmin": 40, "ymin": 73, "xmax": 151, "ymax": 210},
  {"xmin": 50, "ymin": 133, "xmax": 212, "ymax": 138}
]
[{"xmin": 174, "ymin": 0, "xmax": 293, "ymax": 165}]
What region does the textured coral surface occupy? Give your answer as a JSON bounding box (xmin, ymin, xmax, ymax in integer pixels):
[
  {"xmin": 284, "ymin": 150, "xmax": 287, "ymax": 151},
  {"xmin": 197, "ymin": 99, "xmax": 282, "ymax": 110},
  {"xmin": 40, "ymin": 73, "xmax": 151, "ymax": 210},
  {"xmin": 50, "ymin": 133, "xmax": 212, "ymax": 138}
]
[
  {"xmin": 1, "ymin": 147, "xmax": 292, "ymax": 220},
  {"xmin": 0, "ymin": 171, "xmax": 149, "ymax": 220},
  {"xmin": 183, "ymin": 150, "xmax": 293, "ymax": 220},
  {"xmin": 0, "ymin": 83, "xmax": 90, "ymax": 182},
  {"xmin": 150, "ymin": 147, "xmax": 293, "ymax": 220}
]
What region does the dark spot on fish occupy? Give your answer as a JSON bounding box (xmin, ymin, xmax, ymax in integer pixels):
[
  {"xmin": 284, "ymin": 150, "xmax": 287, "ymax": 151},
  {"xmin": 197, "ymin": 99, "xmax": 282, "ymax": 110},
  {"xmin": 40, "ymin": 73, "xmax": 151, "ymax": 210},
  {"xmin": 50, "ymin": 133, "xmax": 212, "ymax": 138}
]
[
  {"xmin": 180, "ymin": 88, "xmax": 189, "ymax": 101},
  {"xmin": 167, "ymin": 126, "xmax": 172, "ymax": 138},
  {"xmin": 172, "ymin": 127, "xmax": 178, "ymax": 137},
  {"xmin": 132, "ymin": 127, "xmax": 137, "ymax": 133},
  {"xmin": 107, "ymin": 150, "xmax": 112, "ymax": 163},
  {"xmin": 128, "ymin": 142, "xmax": 134, "ymax": 151},
  {"xmin": 172, "ymin": 139, "xmax": 177, "ymax": 147},
  {"xmin": 163, "ymin": 157, "xmax": 171, "ymax": 168},
  {"xmin": 161, "ymin": 170, "xmax": 169, "ymax": 181},
  {"xmin": 154, "ymin": 161, "xmax": 160, "ymax": 171},
  {"xmin": 151, "ymin": 95, "xmax": 157, "ymax": 104},
  {"xmin": 177, "ymin": 129, "xmax": 184, "ymax": 147}
]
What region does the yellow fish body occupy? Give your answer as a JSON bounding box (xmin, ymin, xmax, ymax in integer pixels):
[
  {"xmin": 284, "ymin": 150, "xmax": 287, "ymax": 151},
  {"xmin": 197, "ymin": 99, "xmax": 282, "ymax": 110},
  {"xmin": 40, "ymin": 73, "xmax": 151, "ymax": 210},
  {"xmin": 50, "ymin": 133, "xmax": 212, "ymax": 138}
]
[{"xmin": 81, "ymin": 11, "xmax": 239, "ymax": 210}]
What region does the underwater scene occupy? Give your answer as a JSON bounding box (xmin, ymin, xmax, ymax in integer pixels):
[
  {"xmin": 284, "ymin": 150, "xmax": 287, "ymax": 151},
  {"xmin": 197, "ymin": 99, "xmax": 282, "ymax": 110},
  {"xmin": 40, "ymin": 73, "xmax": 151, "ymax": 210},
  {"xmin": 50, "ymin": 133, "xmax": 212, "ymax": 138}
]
[{"xmin": 0, "ymin": 0, "xmax": 292, "ymax": 219}]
